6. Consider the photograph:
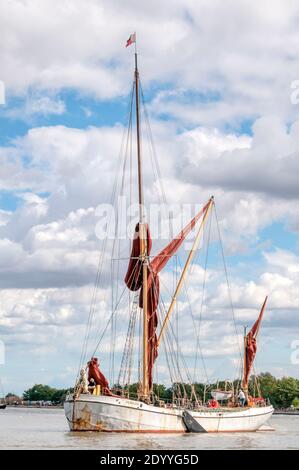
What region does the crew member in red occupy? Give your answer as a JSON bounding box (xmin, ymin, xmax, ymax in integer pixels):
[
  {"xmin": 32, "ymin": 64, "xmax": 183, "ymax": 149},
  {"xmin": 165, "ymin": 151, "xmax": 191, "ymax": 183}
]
[{"xmin": 207, "ymin": 398, "xmax": 219, "ymax": 408}]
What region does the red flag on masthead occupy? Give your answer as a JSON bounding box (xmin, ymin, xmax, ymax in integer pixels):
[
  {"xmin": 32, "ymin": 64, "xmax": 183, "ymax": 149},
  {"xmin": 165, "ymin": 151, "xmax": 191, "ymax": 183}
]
[{"xmin": 125, "ymin": 33, "xmax": 136, "ymax": 48}]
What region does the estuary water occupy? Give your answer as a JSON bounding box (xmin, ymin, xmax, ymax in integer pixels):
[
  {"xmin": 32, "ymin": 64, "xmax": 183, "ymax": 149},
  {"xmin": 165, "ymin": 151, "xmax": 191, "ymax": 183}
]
[{"xmin": 0, "ymin": 407, "xmax": 298, "ymax": 450}]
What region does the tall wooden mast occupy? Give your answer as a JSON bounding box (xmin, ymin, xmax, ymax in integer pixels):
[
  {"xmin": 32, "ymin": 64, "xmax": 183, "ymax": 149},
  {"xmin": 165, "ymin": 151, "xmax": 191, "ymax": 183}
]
[
  {"xmin": 135, "ymin": 52, "xmax": 143, "ymax": 219},
  {"xmin": 134, "ymin": 50, "xmax": 149, "ymax": 397},
  {"xmin": 242, "ymin": 325, "xmax": 248, "ymax": 397}
]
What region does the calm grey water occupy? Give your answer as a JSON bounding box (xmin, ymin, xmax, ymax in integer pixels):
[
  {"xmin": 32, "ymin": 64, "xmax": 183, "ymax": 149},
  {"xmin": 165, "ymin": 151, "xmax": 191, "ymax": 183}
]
[{"xmin": 0, "ymin": 408, "xmax": 298, "ymax": 450}]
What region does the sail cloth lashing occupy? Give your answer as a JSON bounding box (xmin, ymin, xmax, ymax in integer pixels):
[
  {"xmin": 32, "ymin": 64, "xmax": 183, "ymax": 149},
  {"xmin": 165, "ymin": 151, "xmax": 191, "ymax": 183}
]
[
  {"xmin": 125, "ymin": 201, "xmax": 210, "ymax": 390},
  {"xmin": 88, "ymin": 357, "xmax": 113, "ymax": 396},
  {"xmin": 244, "ymin": 296, "xmax": 268, "ymax": 386}
]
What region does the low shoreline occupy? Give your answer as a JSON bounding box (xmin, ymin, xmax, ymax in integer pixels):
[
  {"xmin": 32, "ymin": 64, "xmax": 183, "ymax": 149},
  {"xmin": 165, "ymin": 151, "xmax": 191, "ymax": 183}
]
[
  {"xmin": 274, "ymin": 409, "xmax": 299, "ymax": 415},
  {"xmin": 5, "ymin": 405, "xmax": 63, "ymax": 409}
]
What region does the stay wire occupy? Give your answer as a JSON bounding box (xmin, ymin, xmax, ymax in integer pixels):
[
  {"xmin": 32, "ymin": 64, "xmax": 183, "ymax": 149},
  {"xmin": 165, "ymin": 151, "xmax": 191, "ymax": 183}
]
[{"xmin": 214, "ymin": 203, "xmax": 243, "ymax": 361}]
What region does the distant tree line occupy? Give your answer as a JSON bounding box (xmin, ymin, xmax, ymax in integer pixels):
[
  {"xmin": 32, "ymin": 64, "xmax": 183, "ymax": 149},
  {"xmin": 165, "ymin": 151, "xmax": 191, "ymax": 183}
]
[
  {"xmin": 21, "ymin": 384, "xmax": 73, "ymax": 404},
  {"xmin": 5, "ymin": 373, "xmax": 299, "ymax": 408},
  {"xmin": 252, "ymin": 373, "xmax": 299, "ymax": 408}
]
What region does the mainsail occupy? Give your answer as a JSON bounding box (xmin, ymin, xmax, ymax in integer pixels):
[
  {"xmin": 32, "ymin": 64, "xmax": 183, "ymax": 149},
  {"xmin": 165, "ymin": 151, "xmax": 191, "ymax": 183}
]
[
  {"xmin": 125, "ymin": 201, "xmax": 210, "ymax": 390},
  {"xmin": 243, "ymin": 296, "xmax": 268, "ymax": 386}
]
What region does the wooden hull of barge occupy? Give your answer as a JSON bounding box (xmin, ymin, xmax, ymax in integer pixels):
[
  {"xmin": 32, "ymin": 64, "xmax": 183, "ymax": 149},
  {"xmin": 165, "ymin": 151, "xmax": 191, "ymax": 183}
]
[
  {"xmin": 185, "ymin": 405, "xmax": 274, "ymax": 432},
  {"xmin": 64, "ymin": 394, "xmax": 186, "ymax": 432}
]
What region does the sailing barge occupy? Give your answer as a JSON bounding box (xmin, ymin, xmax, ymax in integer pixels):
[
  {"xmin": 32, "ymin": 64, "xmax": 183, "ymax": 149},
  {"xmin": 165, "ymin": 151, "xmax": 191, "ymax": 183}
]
[{"xmin": 65, "ymin": 36, "xmax": 273, "ymax": 432}]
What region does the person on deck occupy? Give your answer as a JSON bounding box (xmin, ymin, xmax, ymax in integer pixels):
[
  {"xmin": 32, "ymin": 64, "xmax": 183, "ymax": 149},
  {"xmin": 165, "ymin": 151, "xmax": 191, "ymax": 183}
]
[
  {"xmin": 88, "ymin": 377, "xmax": 96, "ymax": 394},
  {"xmin": 207, "ymin": 398, "xmax": 219, "ymax": 408},
  {"xmin": 238, "ymin": 389, "xmax": 246, "ymax": 407}
]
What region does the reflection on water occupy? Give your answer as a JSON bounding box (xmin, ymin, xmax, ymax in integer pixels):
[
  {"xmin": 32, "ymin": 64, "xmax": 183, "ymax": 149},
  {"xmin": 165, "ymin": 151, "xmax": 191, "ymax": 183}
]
[{"xmin": 0, "ymin": 408, "xmax": 298, "ymax": 450}]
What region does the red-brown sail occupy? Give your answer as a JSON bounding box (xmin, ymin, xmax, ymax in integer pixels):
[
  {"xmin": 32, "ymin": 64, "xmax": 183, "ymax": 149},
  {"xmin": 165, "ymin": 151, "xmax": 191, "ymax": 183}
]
[
  {"xmin": 125, "ymin": 223, "xmax": 152, "ymax": 291},
  {"xmin": 125, "ymin": 201, "xmax": 210, "ymax": 389},
  {"xmin": 244, "ymin": 296, "xmax": 268, "ymax": 386},
  {"xmin": 87, "ymin": 357, "xmax": 113, "ymax": 396}
]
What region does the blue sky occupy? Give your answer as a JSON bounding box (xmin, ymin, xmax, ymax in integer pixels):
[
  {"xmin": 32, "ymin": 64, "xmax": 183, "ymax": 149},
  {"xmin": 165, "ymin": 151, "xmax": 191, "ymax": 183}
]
[{"xmin": 1, "ymin": 0, "xmax": 299, "ymax": 395}]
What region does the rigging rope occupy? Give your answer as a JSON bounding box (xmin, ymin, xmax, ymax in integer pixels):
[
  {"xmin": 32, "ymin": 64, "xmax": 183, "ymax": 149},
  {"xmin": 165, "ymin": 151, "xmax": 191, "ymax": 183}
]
[
  {"xmin": 192, "ymin": 206, "xmax": 212, "ymax": 383},
  {"xmin": 76, "ymin": 82, "xmax": 136, "ymax": 382},
  {"xmin": 109, "ymin": 82, "xmax": 135, "ymax": 384},
  {"xmin": 214, "ymin": 203, "xmax": 243, "ymax": 362}
]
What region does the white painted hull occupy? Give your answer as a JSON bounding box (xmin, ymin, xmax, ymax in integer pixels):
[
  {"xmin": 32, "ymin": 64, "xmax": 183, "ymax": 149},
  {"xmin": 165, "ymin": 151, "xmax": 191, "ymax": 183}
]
[
  {"xmin": 64, "ymin": 394, "xmax": 185, "ymax": 432},
  {"xmin": 187, "ymin": 405, "xmax": 274, "ymax": 432},
  {"xmin": 64, "ymin": 394, "xmax": 273, "ymax": 433}
]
